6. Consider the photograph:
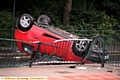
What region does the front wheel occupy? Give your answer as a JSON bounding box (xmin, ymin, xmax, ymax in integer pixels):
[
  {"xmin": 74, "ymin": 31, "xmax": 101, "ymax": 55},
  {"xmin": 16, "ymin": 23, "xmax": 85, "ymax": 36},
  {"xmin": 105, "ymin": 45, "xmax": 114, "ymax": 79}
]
[
  {"xmin": 72, "ymin": 37, "xmax": 88, "ymax": 57},
  {"xmin": 87, "ymin": 37, "xmax": 109, "ymax": 63}
]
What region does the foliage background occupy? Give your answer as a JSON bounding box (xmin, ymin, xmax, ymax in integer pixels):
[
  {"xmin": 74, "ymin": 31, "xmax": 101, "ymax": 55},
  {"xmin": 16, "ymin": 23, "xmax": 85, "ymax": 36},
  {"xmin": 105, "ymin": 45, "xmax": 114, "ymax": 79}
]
[{"xmin": 0, "ymin": 0, "xmax": 120, "ymax": 33}]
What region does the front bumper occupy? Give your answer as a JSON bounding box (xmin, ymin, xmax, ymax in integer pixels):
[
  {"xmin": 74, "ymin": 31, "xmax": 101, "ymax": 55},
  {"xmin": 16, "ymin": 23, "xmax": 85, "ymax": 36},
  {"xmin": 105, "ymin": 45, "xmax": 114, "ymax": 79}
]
[{"xmin": 87, "ymin": 48, "xmax": 109, "ymax": 62}]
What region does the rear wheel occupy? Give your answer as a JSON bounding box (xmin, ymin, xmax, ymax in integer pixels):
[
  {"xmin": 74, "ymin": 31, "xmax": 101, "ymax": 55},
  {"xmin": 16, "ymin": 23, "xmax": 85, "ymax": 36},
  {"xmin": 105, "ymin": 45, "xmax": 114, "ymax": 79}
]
[
  {"xmin": 37, "ymin": 15, "xmax": 51, "ymax": 26},
  {"xmin": 16, "ymin": 14, "xmax": 34, "ymax": 32}
]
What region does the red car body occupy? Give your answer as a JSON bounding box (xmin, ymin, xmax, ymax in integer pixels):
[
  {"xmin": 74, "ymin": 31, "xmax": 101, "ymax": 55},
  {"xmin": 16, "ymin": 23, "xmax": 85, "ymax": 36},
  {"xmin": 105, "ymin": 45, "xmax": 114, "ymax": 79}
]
[
  {"xmin": 14, "ymin": 25, "xmax": 89, "ymax": 63},
  {"xmin": 14, "ymin": 14, "xmax": 109, "ymax": 64}
]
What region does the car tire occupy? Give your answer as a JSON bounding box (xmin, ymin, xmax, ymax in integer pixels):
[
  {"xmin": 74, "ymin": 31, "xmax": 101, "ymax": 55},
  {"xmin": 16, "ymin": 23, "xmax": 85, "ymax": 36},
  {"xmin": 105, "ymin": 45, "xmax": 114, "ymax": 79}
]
[
  {"xmin": 87, "ymin": 37, "xmax": 105, "ymax": 62},
  {"xmin": 90, "ymin": 37, "xmax": 103, "ymax": 49},
  {"xmin": 72, "ymin": 37, "xmax": 89, "ymax": 57},
  {"xmin": 17, "ymin": 14, "xmax": 34, "ymax": 32},
  {"xmin": 37, "ymin": 15, "xmax": 51, "ymax": 26}
]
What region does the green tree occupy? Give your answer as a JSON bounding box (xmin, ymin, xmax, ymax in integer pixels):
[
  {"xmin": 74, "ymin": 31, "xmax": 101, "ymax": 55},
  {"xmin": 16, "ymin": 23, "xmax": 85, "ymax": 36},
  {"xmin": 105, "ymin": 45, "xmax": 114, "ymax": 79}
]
[{"xmin": 63, "ymin": 0, "xmax": 72, "ymax": 25}]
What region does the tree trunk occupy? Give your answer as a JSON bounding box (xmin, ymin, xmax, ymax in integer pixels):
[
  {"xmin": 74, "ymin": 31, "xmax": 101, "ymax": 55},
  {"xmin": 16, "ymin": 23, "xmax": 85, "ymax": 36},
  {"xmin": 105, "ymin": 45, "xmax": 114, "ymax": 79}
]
[{"xmin": 63, "ymin": 0, "xmax": 72, "ymax": 25}]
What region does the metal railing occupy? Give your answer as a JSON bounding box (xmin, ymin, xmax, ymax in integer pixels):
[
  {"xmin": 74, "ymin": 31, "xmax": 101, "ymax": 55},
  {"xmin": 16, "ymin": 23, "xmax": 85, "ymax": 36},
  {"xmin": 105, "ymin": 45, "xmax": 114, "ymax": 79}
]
[
  {"xmin": 0, "ymin": 29, "xmax": 30, "ymax": 67},
  {"xmin": 68, "ymin": 30, "xmax": 120, "ymax": 67},
  {"xmin": 0, "ymin": 29, "xmax": 120, "ymax": 67}
]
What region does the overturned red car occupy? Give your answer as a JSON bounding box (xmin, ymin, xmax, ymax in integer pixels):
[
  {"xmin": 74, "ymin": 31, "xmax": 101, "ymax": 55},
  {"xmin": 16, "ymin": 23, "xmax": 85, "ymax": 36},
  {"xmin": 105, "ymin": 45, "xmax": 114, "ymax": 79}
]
[{"xmin": 14, "ymin": 14, "xmax": 109, "ymax": 64}]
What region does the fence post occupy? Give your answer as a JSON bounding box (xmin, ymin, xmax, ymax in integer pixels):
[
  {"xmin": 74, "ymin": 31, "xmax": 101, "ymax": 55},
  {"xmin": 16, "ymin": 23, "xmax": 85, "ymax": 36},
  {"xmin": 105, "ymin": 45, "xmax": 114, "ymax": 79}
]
[
  {"xmin": 29, "ymin": 42, "xmax": 41, "ymax": 67},
  {"xmin": 11, "ymin": 0, "xmax": 16, "ymax": 51},
  {"xmin": 101, "ymin": 35, "xmax": 105, "ymax": 68}
]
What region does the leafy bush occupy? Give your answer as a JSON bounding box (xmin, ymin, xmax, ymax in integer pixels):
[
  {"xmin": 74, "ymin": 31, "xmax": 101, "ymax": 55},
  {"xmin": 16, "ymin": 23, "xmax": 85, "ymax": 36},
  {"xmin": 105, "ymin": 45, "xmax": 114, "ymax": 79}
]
[
  {"xmin": 70, "ymin": 10, "xmax": 118, "ymax": 35},
  {"xmin": 0, "ymin": 10, "xmax": 13, "ymax": 29}
]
